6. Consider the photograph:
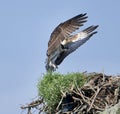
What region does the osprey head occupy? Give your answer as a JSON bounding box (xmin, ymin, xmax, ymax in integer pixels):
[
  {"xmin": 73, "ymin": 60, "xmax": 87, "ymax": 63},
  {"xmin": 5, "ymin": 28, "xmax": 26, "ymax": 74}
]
[{"xmin": 45, "ymin": 58, "xmax": 57, "ymax": 72}]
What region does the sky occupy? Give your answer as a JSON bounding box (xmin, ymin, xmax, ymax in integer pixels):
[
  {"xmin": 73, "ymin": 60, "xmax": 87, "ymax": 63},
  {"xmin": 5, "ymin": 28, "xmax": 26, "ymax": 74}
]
[{"xmin": 0, "ymin": 0, "xmax": 120, "ymax": 114}]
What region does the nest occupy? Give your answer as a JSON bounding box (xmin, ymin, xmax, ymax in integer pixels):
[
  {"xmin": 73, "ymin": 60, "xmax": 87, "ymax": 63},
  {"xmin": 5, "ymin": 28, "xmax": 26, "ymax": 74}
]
[{"xmin": 21, "ymin": 73, "xmax": 120, "ymax": 114}]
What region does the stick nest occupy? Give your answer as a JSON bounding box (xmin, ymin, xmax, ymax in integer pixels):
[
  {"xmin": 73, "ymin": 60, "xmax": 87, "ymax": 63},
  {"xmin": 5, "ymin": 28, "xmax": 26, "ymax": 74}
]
[{"xmin": 21, "ymin": 73, "xmax": 120, "ymax": 114}]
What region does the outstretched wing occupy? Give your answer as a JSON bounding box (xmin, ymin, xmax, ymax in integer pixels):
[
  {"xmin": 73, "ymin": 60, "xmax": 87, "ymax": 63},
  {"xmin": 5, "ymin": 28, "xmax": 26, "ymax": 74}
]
[
  {"xmin": 47, "ymin": 13, "xmax": 88, "ymax": 56},
  {"xmin": 55, "ymin": 25, "xmax": 99, "ymax": 65}
]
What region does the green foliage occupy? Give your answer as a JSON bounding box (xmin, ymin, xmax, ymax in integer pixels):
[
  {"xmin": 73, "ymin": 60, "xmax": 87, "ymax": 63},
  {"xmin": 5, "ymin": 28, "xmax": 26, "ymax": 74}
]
[{"xmin": 37, "ymin": 72, "xmax": 86, "ymax": 111}]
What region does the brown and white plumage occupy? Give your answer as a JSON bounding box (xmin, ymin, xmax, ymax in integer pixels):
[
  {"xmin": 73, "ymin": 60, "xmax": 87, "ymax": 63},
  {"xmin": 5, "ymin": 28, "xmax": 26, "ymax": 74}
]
[{"xmin": 46, "ymin": 13, "xmax": 99, "ymax": 71}]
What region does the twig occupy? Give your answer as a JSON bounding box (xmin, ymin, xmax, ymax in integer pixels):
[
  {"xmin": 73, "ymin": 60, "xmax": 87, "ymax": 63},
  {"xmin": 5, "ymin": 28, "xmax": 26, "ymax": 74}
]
[
  {"xmin": 21, "ymin": 98, "xmax": 43, "ymax": 109},
  {"xmin": 87, "ymin": 87, "xmax": 101, "ymax": 112},
  {"xmin": 56, "ymin": 95, "xmax": 64, "ymax": 111}
]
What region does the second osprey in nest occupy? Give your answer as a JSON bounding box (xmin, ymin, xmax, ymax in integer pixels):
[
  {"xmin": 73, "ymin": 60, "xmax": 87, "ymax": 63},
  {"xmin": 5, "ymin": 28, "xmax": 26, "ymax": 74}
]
[{"xmin": 46, "ymin": 13, "xmax": 99, "ymax": 71}]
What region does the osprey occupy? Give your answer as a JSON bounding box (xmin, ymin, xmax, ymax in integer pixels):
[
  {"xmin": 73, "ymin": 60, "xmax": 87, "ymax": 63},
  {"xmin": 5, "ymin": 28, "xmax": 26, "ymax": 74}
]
[{"xmin": 46, "ymin": 13, "xmax": 98, "ymax": 71}]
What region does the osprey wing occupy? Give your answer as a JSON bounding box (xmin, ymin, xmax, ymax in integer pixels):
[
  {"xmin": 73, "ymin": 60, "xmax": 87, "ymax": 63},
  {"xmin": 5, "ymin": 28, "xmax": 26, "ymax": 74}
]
[
  {"xmin": 47, "ymin": 13, "xmax": 88, "ymax": 56},
  {"xmin": 55, "ymin": 25, "xmax": 99, "ymax": 65}
]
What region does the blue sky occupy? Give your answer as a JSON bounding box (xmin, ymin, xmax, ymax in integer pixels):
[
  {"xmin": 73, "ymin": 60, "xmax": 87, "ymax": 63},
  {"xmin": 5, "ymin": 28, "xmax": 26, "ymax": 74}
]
[{"xmin": 0, "ymin": 0, "xmax": 120, "ymax": 114}]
